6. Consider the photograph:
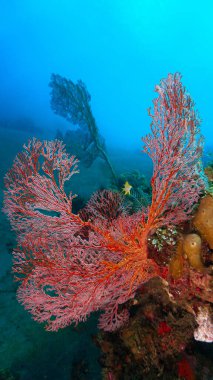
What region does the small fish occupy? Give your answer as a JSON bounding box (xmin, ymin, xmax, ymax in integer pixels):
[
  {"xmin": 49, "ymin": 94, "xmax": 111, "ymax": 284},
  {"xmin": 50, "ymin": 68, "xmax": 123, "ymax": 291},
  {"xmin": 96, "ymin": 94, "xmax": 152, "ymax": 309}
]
[{"xmin": 122, "ymin": 181, "xmax": 132, "ymax": 195}]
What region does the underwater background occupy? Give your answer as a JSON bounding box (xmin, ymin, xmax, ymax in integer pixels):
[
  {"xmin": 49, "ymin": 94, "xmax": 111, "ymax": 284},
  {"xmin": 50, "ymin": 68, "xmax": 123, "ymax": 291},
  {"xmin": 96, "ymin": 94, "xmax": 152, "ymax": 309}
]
[{"xmin": 0, "ymin": 1, "xmax": 213, "ymax": 379}]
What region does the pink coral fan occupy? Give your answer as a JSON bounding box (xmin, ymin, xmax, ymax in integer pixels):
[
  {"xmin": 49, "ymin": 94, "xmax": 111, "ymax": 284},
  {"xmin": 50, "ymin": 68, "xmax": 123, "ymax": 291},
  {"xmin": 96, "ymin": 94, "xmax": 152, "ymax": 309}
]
[{"xmin": 3, "ymin": 73, "xmax": 205, "ymax": 332}]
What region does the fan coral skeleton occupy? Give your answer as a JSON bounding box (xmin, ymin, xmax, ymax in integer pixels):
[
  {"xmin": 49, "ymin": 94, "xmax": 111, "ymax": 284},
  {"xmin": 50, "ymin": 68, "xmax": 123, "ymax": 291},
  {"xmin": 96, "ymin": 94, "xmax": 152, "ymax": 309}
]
[{"xmin": 3, "ymin": 73, "xmax": 205, "ymax": 332}]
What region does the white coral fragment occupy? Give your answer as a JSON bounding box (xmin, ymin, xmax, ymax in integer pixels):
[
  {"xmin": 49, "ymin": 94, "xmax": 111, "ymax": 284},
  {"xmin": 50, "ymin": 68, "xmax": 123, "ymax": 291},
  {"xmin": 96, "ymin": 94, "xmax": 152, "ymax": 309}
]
[{"xmin": 194, "ymin": 306, "xmax": 213, "ymax": 343}]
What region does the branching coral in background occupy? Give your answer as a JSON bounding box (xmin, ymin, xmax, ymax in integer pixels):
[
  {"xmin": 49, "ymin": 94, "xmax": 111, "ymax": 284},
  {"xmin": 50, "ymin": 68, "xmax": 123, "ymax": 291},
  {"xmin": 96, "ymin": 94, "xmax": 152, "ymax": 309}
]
[
  {"xmin": 3, "ymin": 73, "xmax": 205, "ymax": 332},
  {"xmin": 49, "ymin": 74, "xmax": 117, "ymax": 179}
]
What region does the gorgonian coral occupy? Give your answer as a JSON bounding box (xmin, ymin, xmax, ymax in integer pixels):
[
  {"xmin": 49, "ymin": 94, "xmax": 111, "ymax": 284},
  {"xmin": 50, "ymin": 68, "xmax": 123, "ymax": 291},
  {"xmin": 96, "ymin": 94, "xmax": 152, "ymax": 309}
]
[{"xmin": 3, "ymin": 73, "xmax": 205, "ymax": 331}]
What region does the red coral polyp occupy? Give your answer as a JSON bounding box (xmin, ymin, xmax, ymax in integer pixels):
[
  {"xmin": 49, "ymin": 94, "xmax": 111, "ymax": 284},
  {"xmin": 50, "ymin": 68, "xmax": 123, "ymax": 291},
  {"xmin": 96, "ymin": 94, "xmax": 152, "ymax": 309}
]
[{"xmin": 157, "ymin": 321, "xmax": 172, "ymax": 336}]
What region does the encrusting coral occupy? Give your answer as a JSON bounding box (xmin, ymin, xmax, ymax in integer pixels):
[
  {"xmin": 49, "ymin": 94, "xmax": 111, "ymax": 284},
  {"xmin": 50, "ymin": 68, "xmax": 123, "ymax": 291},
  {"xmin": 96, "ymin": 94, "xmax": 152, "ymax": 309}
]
[
  {"xmin": 3, "ymin": 73, "xmax": 208, "ymax": 335},
  {"xmin": 96, "ymin": 278, "xmax": 197, "ymax": 379}
]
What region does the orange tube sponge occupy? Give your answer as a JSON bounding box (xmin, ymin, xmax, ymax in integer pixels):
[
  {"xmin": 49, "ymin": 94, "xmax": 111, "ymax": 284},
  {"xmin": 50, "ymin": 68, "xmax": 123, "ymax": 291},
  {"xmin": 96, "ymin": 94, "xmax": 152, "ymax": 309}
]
[
  {"xmin": 193, "ymin": 195, "xmax": 213, "ymax": 249},
  {"xmin": 182, "ymin": 233, "xmax": 204, "ymax": 271}
]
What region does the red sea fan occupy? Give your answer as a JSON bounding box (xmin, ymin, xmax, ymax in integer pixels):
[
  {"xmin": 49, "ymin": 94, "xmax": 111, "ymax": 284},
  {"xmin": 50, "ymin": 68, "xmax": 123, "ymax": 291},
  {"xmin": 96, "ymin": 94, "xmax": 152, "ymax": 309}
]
[
  {"xmin": 4, "ymin": 139, "xmax": 80, "ymax": 240},
  {"xmin": 3, "ymin": 73, "xmax": 205, "ymax": 332},
  {"xmin": 143, "ymin": 73, "xmax": 204, "ymax": 229}
]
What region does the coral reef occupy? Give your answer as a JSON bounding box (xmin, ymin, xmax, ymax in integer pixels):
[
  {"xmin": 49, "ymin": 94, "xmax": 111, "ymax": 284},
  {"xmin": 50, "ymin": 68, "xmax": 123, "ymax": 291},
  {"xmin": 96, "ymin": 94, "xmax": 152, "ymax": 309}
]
[
  {"xmin": 3, "ymin": 73, "xmax": 206, "ymax": 334},
  {"xmin": 3, "ymin": 73, "xmax": 213, "ymax": 378},
  {"xmin": 96, "ymin": 278, "xmax": 197, "ymax": 379}
]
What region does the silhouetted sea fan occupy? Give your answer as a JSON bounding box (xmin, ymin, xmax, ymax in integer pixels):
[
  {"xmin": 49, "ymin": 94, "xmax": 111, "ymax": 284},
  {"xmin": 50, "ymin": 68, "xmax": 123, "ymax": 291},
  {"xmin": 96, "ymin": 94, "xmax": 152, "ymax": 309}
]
[{"xmin": 49, "ymin": 73, "xmax": 116, "ymax": 179}]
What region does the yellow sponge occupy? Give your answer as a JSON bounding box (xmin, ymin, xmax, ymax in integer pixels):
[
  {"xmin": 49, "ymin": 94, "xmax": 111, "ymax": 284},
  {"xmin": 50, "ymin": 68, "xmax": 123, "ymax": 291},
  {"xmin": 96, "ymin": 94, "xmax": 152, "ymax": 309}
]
[
  {"xmin": 169, "ymin": 233, "xmax": 204, "ymax": 278},
  {"xmin": 182, "ymin": 233, "xmax": 204, "ymax": 271},
  {"xmin": 193, "ymin": 195, "xmax": 213, "ymax": 249}
]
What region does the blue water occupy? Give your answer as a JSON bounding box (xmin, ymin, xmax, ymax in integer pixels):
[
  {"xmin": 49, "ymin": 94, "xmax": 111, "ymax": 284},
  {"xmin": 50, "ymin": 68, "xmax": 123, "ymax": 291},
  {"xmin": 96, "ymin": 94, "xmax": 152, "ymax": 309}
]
[
  {"xmin": 0, "ymin": 0, "xmax": 213, "ymax": 149},
  {"xmin": 0, "ymin": 1, "xmax": 213, "ymax": 379}
]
